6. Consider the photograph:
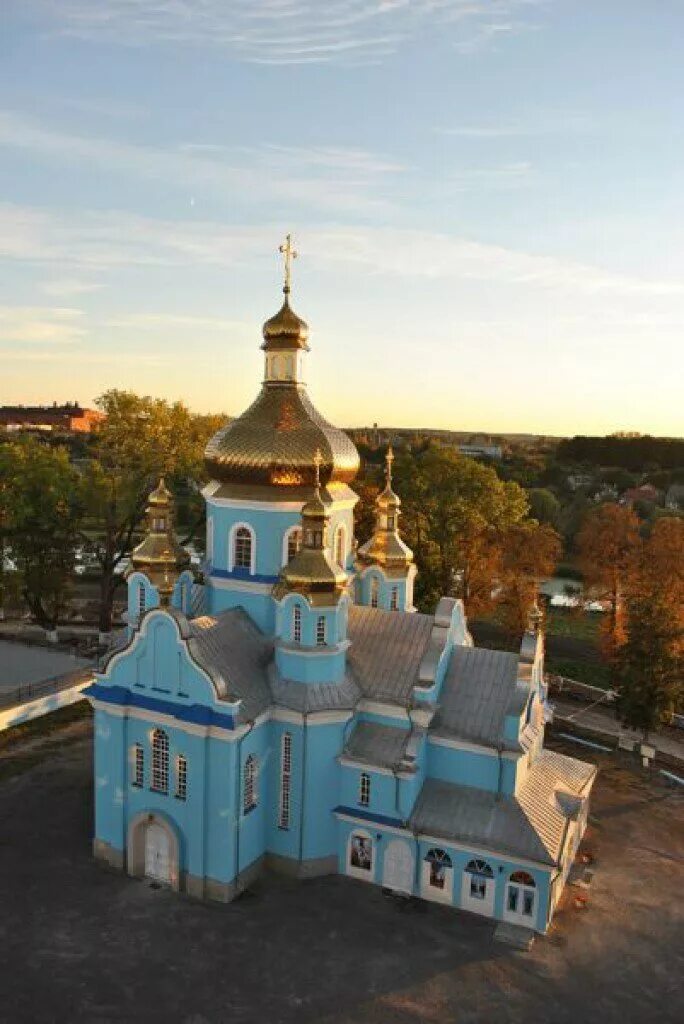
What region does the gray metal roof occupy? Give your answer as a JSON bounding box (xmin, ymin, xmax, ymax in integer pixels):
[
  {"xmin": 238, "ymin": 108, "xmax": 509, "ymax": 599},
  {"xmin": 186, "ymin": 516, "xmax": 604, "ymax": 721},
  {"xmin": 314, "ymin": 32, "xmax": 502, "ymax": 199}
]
[
  {"xmin": 431, "ymin": 646, "xmax": 521, "ymax": 748},
  {"xmin": 344, "ymin": 720, "xmax": 409, "ymax": 770},
  {"xmin": 188, "ymin": 609, "xmax": 273, "ymax": 720},
  {"xmin": 347, "ymin": 605, "xmax": 435, "ymax": 705},
  {"xmin": 268, "ymin": 663, "xmax": 360, "ymax": 713},
  {"xmin": 410, "ymin": 750, "xmax": 597, "ymax": 866}
]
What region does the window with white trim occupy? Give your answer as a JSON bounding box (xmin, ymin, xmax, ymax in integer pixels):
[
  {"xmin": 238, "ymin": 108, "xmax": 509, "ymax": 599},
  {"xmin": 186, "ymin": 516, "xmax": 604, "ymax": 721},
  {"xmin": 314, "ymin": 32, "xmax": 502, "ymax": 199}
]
[
  {"xmin": 292, "ymin": 604, "xmax": 302, "ymax": 643},
  {"xmin": 244, "ymin": 754, "xmax": 258, "ymax": 813},
  {"xmin": 175, "ymin": 754, "xmax": 187, "ymax": 800},
  {"xmin": 465, "ymin": 858, "xmax": 494, "ymax": 899},
  {"xmin": 287, "ymin": 527, "xmax": 302, "ymax": 563},
  {"xmin": 132, "ymin": 743, "xmax": 144, "ymax": 787},
  {"xmin": 390, "ymin": 586, "xmax": 399, "ymax": 611},
  {"xmin": 335, "ymin": 525, "xmax": 345, "ymax": 567},
  {"xmin": 370, "ymin": 576, "xmax": 379, "ymax": 608},
  {"xmin": 137, "ymin": 582, "xmax": 146, "ymax": 619},
  {"xmin": 233, "ymin": 526, "xmax": 253, "ymax": 571},
  {"xmin": 151, "ymin": 729, "xmax": 169, "ymax": 793},
  {"xmin": 279, "ymin": 733, "xmax": 292, "ymax": 829},
  {"xmin": 426, "ymin": 848, "xmax": 453, "ymax": 890},
  {"xmin": 316, "ymin": 615, "xmax": 326, "ymax": 646},
  {"xmin": 349, "ymin": 832, "xmax": 372, "ymax": 872},
  {"xmin": 359, "ymin": 771, "xmax": 371, "ymax": 807}
]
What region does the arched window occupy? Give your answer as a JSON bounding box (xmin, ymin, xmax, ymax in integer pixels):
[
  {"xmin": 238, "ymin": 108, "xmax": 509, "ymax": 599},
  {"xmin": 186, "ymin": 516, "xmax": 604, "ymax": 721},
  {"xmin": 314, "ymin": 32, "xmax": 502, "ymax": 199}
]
[
  {"xmin": 232, "ymin": 525, "xmax": 253, "ymax": 572},
  {"xmin": 387, "ymin": 514, "xmax": 395, "ymax": 531},
  {"xmin": 507, "ymin": 870, "xmax": 536, "ymax": 917},
  {"xmin": 292, "ymin": 604, "xmax": 302, "ymax": 643},
  {"xmin": 175, "ymin": 755, "xmax": 187, "ymax": 800},
  {"xmin": 316, "ymin": 615, "xmax": 326, "ymax": 646},
  {"xmin": 370, "ymin": 576, "xmax": 379, "ymax": 608},
  {"xmin": 359, "ymin": 771, "xmax": 371, "ymax": 807},
  {"xmin": 510, "ymin": 870, "xmax": 535, "ymax": 887},
  {"xmin": 132, "ymin": 743, "xmax": 144, "ymax": 787},
  {"xmin": 334, "ymin": 524, "xmax": 346, "ymax": 567},
  {"xmin": 244, "ymin": 754, "xmax": 258, "ymax": 813},
  {"xmin": 279, "ymin": 733, "xmax": 292, "ymax": 830},
  {"xmin": 151, "ymin": 729, "xmax": 169, "ymax": 793},
  {"xmin": 466, "ymin": 858, "xmax": 494, "ymax": 900},
  {"xmin": 426, "ymin": 848, "xmax": 452, "ymax": 889},
  {"xmin": 137, "ymin": 582, "xmax": 146, "ymax": 619},
  {"xmin": 390, "ymin": 586, "xmax": 399, "ymax": 611},
  {"xmin": 284, "ymin": 526, "xmax": 302, "ymax": 565}
]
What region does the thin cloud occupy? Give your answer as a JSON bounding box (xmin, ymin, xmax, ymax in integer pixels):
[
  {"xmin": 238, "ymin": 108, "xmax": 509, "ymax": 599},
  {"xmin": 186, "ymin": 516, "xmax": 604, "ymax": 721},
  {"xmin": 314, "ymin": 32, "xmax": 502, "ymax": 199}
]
[
  {"xmin": 0, "ymin": 305, "xmax": 86, "ymax": 344},
  {"xmin": 23, "ymin": 0, "xmax": 549, "ymax": 65}
]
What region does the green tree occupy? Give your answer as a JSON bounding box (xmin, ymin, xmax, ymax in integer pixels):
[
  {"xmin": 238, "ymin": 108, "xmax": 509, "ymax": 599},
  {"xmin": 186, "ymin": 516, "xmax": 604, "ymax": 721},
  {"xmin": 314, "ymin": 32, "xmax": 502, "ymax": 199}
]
[
  {"xmin": 0, "ymin": 437, "xmax": 83, "ymax": 631},
  {"xmin": 83, "ymin": 391, "xmax": 223, "ymax": 634},
  {"xmin": 527, "ymin": 488, "xmax": 561, "ymax": 528},
  {"xmin": 392, "ymin": 445, "xmax": 529, "ymax": 615}
]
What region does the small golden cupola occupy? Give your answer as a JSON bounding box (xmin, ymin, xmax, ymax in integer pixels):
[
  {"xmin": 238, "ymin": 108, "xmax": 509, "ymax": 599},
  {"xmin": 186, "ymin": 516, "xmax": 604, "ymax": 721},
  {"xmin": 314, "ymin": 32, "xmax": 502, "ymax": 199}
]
[
  {"xmin": 358, "ymin": 447, "xmax": 414, "ymax": 573},
  {"xmin": 274, "ymin": 451, "xmax": 348, "ymax": 606},
  {"xmin": 128, "ymin": 478, "xmax": 191, "ymax": 605}
]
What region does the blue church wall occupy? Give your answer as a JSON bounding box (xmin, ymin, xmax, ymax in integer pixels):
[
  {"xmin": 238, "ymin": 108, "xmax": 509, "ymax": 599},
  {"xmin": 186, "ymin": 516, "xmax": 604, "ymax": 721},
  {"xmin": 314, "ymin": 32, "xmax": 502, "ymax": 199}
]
[
  {"xmin": 300, "ymin": 720, "xmax": 346, "ymax": 861},
  {"xmin": 233, "ymin": 721, "xmax": 271, "ymax": 878},
  {"xmin": 208, "ymin": 584, "xmax": 275, "ymax": 634},
  {"xmin": 275, "ymin": 594, "xmax": 346, "ymax": 649},
  {"xmin": 126, "ymin": 573, "xmax": 158, "ymax": 627},
  {"xmin": 172, "ymin": 570, "xmax": 195, "ymax": 616},
  {"xmin": 427, "ymin": 740, "xmax": 502, "ymax": 793},
  {"xmin": 356, "ymin": 710, "xmax": 410, "ymax": 731},
  {"xmin": 275, "ymin": 645, "xmax": 347, "ymax": 685},
  {"xmin": 339, "ymin": 764, "xmax": 398, "ymax": 817},
  {"xmin": 266, "ymin": 719, "xmax": 304, "ymax": 861},
  {"xmin": 93, "ymin": 707, "xmax": 126, "ymax": 855}
]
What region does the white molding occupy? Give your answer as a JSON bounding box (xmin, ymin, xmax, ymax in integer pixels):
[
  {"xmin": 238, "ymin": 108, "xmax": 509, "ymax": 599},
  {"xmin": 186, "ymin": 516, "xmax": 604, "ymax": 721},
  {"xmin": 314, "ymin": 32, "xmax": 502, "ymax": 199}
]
[
  {"xmin": 281, "ymin": 524, "xmax": 303, "ymax": 567},
  {"xmin": 270, "ymin": 707, "xmax": 352, "ymax": 726},
  {"xmin": 228, "ymin": 520, "xmax": 256, "ymax": 575},
  {"xmin": 206, "ymin": 494, "xmax": 358, "ymax": 512},
  {"xmin": 88, "ymin": 698, "xmax": 247, "ymax": 742},
  {"xmin": 338, "ymin": 756, "xmax": 395, "ymax": 777},
  {"xmin": 416, "ymin": 830, "xmax": 554, "ymax": 872},
  {"xmin": 276, "ymin": 638, "xmax": 350, "ymax": 658},
  {"xmin": 334, "ymin": 810, "xmax": 410, "ymax": 838},
  {"xmin": 428, "ymin": 733, "xmax": 520, "ymax": 760},
  {"xmin": 355, "ymin": 699, "xmax": 409, "ymax": 722}
]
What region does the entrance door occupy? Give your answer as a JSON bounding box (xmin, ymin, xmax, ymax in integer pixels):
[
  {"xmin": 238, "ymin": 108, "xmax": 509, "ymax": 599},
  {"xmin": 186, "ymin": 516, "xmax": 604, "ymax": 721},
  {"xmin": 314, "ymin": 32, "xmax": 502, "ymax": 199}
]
[
  {"xmin": 503, "ymin": 871, "xmax": 537, "ymax": 927},
  {"xmin": 144, "ymin": 823, "xmax": 171, "ymax": 884},
  {"xmin": 383, "ymin": 840, "xmax": 414, "ymax": 895}
]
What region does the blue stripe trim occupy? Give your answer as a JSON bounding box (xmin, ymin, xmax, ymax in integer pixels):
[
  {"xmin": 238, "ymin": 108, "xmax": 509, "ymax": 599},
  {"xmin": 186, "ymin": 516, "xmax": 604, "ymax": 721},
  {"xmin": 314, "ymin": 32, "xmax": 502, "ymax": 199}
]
[
  {"xmin": 85, "ymin": 683, "xmax": 236, "ymax": 731},
  {"xmin": 333, "ymin": 805, "xmax": 407, "ymax": 830},
  {"xmin": 210, "ymin": 567, "xmax": 279, "ymax": 584}
]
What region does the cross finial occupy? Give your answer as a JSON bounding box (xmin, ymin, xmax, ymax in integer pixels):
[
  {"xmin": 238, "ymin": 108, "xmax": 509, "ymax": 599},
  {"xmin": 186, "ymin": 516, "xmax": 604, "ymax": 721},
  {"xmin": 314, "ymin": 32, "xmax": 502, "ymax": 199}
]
[
  {"xmin": 385, "ymin": 445, "xmax": 394, "ymax": 484},
  {"xmin": 279, "ymin": 233, "xmax": 298, "ymax": 295}
]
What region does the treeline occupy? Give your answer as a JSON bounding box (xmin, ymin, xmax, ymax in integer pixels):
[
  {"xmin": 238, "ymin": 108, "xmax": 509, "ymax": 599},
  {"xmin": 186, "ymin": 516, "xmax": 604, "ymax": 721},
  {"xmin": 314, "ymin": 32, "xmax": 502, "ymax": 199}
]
[{"xmin": 558, "ymin": 435, "xmax": 684, "ymax": 471}]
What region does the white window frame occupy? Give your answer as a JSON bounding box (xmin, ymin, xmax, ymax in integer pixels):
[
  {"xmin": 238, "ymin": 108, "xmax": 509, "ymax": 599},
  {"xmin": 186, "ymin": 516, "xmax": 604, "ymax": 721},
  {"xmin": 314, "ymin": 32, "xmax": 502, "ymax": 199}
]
[
  {"xmin": 390, "ymin": 586, "xmax": 399, "ymax": 611},
  {"xmin": 244, "ymin": 753, "xmax": 258, "ymax": 813},
  {"xmin": 132, "ymin": 743, "xmax": 144, "ymax": 787},
  {"xmin": 347, "ymin": 830, "xmax": 374, "ymax": 880},
  {"xmin": 137, "ymin": 582, "xmax": 146, "ymax": 620},
  {"xmin": 279, "ymin": 733, "xmax": 292, "ymax": 830},
  {"xmin": 334, "ymin": 523, "xmax": 346, "ymax": 567},
  {"xmin": 370, "ymin": 576, "xmax": 379, "ymax": 609},
  {"xmin": 175, "ymin": 754, "xmax": 187, "ymax": 801},
  {"xmin": 228, "ymin": 521, "xmax": 256, "ymax": 575},
  {"xmin": 292, "ymin": 604, "xmax": 302, "ymax": 644},
  {"xmin": 282, "ymin": 525, "xmax": 303, "ymax": 566},
  {"xmin": 422, "ymin": 847, "xmax": 454, "ymax": 903},
  {"xmin": 316, "ymin": 615, "xmax": 326, "ymax": 646},
  {"xmin": 151, "ymin": 729, "xmax": 169, "ymax": 794},
  {"xmin": 359, "ymin": 771, "xmax": 371, "ymax": 807}
]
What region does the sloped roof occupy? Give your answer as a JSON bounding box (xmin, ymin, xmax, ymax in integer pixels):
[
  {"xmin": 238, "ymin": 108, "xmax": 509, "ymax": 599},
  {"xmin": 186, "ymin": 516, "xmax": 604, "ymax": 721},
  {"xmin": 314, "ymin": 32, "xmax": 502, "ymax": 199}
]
[
  {"xmin": 410, "ymin": 749, "xmax": 597, "ymax": 866},
  {"xmin": 188, "ymin": 609, "xmax": 273, "ymax": 720},
  {"xmin": 347, "ymin": 605, "xmax": 435, "ymax": 705},
  {"xmin": 344, "ymin": 720, "xmax": 409, "ymax": 770},
  {"xmin": 267, "ymin": 663, "xmax": 360, "ymax": 713},
  {"xmin": 431, "ymin": 646, "xmax": 521, "ymax": 748}
]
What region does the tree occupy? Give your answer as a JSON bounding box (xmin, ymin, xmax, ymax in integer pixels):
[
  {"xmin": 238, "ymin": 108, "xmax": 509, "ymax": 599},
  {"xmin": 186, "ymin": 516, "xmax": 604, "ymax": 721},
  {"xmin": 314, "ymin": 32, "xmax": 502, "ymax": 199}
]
[
  {"xmin": 577, "ymin": 503, "xmax": 640, "ymax": 664},
  {"xmin": 83, "ymin": 391, "xmax": 223, "ymax": 634},
  {"xmin": 498, "ymin": 522, "xmax": 562, "ymax": 638},
  {"xmin": 616, "ymin": 592, "xmax": 683, "ymax": 739},
  {"xmin": 392, "ymin": 445, "xmax": 529, "ymax": 615},
  {"xmin": 0, "ymin": 437, "xmax": 83, "ymax": 631},
  {"xmin": 527, "ymin": 488, "xmax": 561, "ymax": 528}
]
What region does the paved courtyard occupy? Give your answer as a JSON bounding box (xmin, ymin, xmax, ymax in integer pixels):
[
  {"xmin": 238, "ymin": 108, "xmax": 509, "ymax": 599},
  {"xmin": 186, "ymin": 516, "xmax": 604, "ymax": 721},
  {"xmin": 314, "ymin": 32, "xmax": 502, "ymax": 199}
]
[
  {"xmin": 0, "ymin": 719, "xmax": 682, "ymax": 1024},
  {"xmin": 0, "ymin": 639, "xmax": 91, "ymax": 692}
]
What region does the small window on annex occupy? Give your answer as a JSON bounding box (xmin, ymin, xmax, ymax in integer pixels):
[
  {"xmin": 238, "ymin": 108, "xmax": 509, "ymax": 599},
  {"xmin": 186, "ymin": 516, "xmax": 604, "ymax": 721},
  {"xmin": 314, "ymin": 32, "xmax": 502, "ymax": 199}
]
[
  {"xmin": 316, "ymin": 615, "xmax": 326, "ymax": 646},
  {"xmin": 175, "ymin": 755, "xmax": 188, "ymax": 801},
  {"xmin": 292, "ymin": 604, "xmax": 302, "ymax": 643},
  {"xmin": 466, "ymin": 858, "xmax": 494, "ymax": 899},
  {"xmin": 287, "ymin": 527, "xmax": 302, "ymax": 563},
  {"xmin": 151, "ymin": 729, "xmax": 169, "ymax": 794},
  {"xmin": 426, "ymin": 848, "xmax": 452, "ymax": 890},
  {"xmin": 390, "ymin": 586, "xmax": 399, "ymax": 611},
  {"xmin": 370, "ymin": 576, "xmax": 379, "ymax": 608},
  {"xmin": 132, "ymin": 743, "xmax": 144, "ymax": 787},
  {"xmin": 359, "ymin": 772, "xmax": 371, "ymax": 807},
  {"xmin": 233, "ymin": 526, "xmax": 253, "ymax": 571},
  {"xmin": 244, "ymin": 754, "xmax": 258, "ymax": 813}
]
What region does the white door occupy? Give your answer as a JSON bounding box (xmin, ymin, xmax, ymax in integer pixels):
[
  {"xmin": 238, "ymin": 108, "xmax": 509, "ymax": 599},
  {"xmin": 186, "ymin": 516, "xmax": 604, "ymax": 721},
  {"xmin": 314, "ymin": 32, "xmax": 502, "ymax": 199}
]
[
  {"xmin": 383, "ymin": 840, "xmax": 414, "ymax": 895},
  {"xmin": 461, "ymin": 871, "xmax": 495, "ymax": 917},
  {"xmin": 144, "ymin": 823, "xmax": 171, "ymax": 884},
  {"xmin": 504, "ymin": 881, "xmax": 536, "ymax": 927}
]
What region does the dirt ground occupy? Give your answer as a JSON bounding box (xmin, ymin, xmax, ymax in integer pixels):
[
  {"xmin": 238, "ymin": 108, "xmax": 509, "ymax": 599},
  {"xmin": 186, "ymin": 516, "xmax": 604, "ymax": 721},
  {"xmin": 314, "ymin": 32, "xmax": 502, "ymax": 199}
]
[{"xmin": 0, "ymin": 718, "xmax": 682, "ymax": 1024}]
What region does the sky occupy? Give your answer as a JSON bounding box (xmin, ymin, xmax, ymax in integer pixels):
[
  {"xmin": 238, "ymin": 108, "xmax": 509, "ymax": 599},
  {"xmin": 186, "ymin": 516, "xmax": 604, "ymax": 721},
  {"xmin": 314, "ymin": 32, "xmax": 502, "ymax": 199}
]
[{"xmin": 1, "ymin": 1, "xmax": 683, "ymax": 437}]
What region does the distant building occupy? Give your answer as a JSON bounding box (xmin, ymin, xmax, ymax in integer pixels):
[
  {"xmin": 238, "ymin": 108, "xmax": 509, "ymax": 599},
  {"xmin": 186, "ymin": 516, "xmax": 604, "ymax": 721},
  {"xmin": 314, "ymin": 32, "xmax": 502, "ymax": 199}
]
[
  {"xmin": 665, "ymin": 484, "xmax": 684, "ymax": 511},
  {"xmin": 621, "ymin": 484, "xmax": 660, "ymax": 508},
  {"xmin": 458, "ymin": 443, "xmax": 503, "ymax": 460},
  {"xmin": 0, "ymin": 402, "xmax": 104, "ymax": 434}
]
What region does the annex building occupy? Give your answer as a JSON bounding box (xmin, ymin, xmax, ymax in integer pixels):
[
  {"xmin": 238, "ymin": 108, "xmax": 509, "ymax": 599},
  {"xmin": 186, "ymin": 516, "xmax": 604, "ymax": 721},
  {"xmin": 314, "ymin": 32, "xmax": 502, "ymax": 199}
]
[{"xmin": 86, "ymin": 245, "xmax": 596, "ymax": 933}]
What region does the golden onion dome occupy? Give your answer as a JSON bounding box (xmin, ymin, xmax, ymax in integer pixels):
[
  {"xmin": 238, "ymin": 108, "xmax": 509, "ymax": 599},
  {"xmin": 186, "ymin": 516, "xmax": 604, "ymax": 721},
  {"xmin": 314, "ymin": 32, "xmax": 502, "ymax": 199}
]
[{"xmin": 262, "ymin": 292, "xmax": 309, "ymax": 352}]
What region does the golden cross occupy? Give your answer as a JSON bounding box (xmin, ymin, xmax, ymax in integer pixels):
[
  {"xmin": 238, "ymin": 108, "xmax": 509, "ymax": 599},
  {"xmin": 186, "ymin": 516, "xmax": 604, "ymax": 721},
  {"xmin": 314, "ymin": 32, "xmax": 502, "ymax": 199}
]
[
  {"xmin": 279, "ymin": 233, "xmax": 298, "ymax": 293},
  {"xmin": 385, "ymin": 445, "xmax": 394, "ymax": 483},
  {"xmin": 313, "ymin": 446, "xmax": 322, "ymax": 488}
]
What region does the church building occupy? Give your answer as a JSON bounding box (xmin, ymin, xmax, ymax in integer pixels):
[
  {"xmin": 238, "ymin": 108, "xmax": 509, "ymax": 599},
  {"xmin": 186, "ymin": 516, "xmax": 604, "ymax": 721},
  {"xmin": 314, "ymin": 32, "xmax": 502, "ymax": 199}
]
[{"xmin": 86, "ymin": 241, "xmax": 596, "ymax": 934}]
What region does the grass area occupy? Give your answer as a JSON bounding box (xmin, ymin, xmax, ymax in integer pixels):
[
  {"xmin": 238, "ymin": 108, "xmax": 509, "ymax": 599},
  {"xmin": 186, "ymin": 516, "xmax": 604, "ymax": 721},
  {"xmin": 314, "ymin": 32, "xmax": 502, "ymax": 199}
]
[
  {"xmin": 545, "ymin": 656, "xmax": 612, "ymax": 688},
  {"xmin": 545, "ymin": 608, "xmax": 601, "ymax": 644},
  {"xmin": 0, "ymin": 700, "xmax": 92, "ymax": 753}
]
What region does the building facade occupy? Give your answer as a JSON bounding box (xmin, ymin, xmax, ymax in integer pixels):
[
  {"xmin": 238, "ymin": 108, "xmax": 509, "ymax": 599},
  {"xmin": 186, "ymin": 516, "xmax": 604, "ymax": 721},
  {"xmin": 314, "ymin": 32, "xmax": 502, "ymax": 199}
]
[{"xmin": 86, "ymin": 261, "xmax": 596, "ymax": 933}]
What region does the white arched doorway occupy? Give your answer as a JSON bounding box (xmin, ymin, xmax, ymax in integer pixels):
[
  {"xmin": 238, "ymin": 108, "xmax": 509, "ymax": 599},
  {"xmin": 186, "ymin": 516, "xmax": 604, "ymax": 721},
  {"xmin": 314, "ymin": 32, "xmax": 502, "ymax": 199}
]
[
  {"xmin": 127, "ymin": 813, "xmax": 180, "ymax": 890},
  {"xmin": 382, "ymin": 839, "xmax": 414, "ymax": 895},
  {"xmin": 145, "ymin": 822, "xmax": 171, "ymax": 883}
]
